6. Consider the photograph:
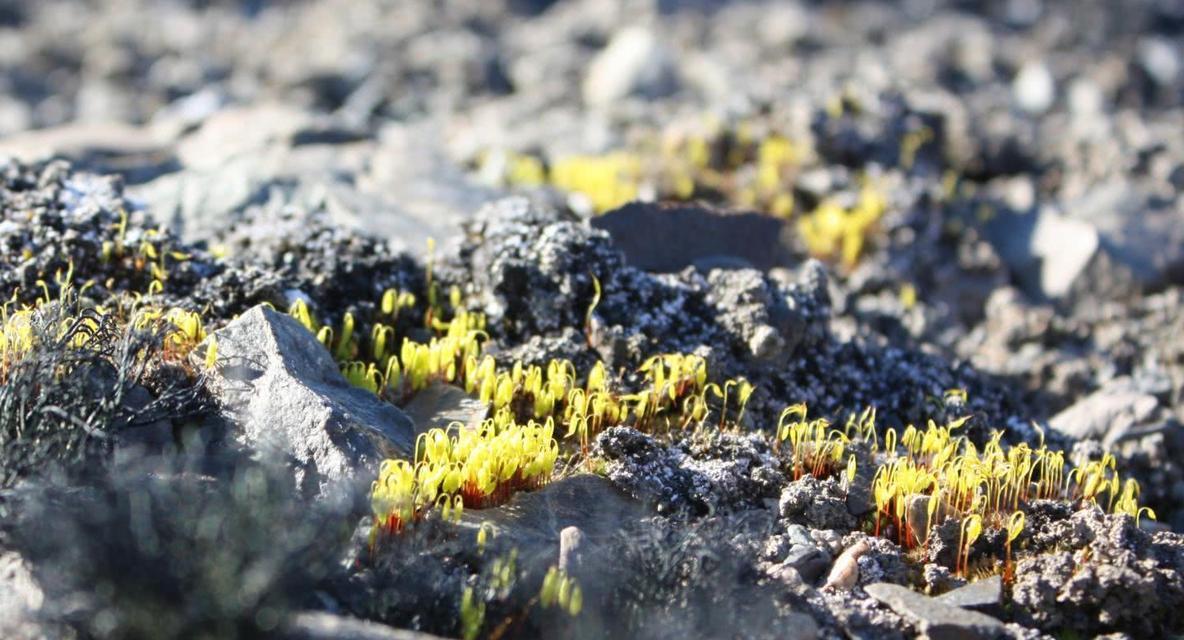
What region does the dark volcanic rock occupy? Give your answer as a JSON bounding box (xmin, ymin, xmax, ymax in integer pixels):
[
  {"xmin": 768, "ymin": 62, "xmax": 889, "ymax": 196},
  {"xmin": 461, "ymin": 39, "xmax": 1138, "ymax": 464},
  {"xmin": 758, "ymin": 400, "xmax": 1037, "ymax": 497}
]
[
  {"xmin": 593, "ymin": 426, "xmax": 785, "ymax": 516},
  {"xmin": 778, "ymin": 475, "xmax": 857, "ymax": 531},
  {"xmin": 591, "ymin": 202, "xmax": 794, "ymax": 272},
  {"xmin": 1010, "ymin": 508, "xmax": 1184, "ymax": 636}
]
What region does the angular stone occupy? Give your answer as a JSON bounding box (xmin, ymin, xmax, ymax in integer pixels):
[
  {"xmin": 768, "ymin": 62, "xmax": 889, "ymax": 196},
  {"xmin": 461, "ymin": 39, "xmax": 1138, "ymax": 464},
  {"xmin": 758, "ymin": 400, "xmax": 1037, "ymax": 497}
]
[
  {"xmin": 786, "ymin": 524, "xmax": 813, "ymax": 548},
  {"xmin": 934, "ymin": 575, "xmax": 1002, "ymax": 609},
  {"xmin": 988, "ymin": 193, "xmax": 1184, "ymax": 301},
  {"xmin": 284, "ymin": 611, "xmax": 445, "ymax": 640},
  {"xmin": 196, "ymin": 305, "xmax": 415, "ymax": 497},
  {"xmin": 591, "ymin": 202, "xmax": 794, "ymax": 273},
  {"xmin": 1048, "ymin": 379, "xmax": 1160, "ymax": 446},
  {"xmin": 865, "ymin": 583, "xmax": 1005, "ymax": 640},
  {"xmin": 401, "ymin": 383, "xmax": 488, "ymax": 435},
  {"xmin": 782, "ymin": 544, "xmax": 832, "ymax": 584},
  {"xmin": 0, "ymin": 552, "xmax": 44, "ymax": 640},
  {"xmin": 174, "ymin": 103, "xmax": 324, "ymax": 171},
  {"xmin": 1029, "ymin": 210, "xmax": 1100, "ymax": 299},
  {"xmin": 582, "ymin": 27, "xmax": 679, "ymax": 107}
]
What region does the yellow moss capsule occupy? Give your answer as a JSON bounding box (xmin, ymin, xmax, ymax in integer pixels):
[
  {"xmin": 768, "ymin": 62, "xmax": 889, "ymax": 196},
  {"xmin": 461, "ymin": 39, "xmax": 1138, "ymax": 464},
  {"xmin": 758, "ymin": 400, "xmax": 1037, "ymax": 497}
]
[{"xmin": 204, "ymin": 339, "xmax": 218, "ymax": 370}]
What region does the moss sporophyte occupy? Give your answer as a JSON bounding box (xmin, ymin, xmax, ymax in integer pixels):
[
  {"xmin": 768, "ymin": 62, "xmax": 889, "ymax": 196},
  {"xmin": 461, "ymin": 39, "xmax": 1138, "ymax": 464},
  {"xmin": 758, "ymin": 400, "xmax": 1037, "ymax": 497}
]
[
  {"xmin": 33, "ymin": 260, "xmax": 1143, "ymax": 589},
  {"xmin": 301, "ymin": 280, "xmax": 1153, "ymax": 582},
  {"xmin": 775, "ymin": 405, "xmax": 1155, "ymax": 575}
]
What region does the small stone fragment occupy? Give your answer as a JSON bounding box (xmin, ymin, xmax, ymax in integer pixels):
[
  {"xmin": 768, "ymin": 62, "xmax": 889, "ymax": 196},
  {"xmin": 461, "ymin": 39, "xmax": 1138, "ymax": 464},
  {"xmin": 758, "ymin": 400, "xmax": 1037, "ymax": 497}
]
[
  {"xmin": 783, "ymin": 544, "xmax": 832, "ymax": 584},
  {"xmin": 933, "ymin": 575, "xmax": 1002, "ymax": 610}
]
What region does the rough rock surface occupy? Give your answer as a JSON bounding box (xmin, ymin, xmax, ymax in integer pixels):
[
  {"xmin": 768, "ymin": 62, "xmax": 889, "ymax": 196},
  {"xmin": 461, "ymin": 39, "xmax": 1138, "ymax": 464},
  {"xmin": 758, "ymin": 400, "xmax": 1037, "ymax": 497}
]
[
  {"xmin": 591, "ymin": 202, "xmax": 794, "ymax": 272},
  {"xmin": 779, "ymin": 476, "xmax": 858, "ymax": 531},
  {"xmin": 864, "ymin": 582, "xmax": 1005, "ymax": 640},
  {"xmin": 592, "ymin": 426, "xmax": 784, "ymax": 516},
  {"xmin": 198, "ymin": 305, "xmax": 415, "ymax": 496},
  {"xmin": 457, "ymin": 474, "xmax": 645, "ymax": 546},
  {"xmin": 933, "ymin": 575, "xmax": 1001, "ymax": 609},
  {"xmin": 1011, "ymin": 508, "xmax": 1184, "ymax": 636}
]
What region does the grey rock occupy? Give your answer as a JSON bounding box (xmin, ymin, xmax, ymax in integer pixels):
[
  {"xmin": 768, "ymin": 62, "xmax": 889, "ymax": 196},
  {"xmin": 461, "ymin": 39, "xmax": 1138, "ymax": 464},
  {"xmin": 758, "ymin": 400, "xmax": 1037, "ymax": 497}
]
[
  {"xmin": 987, "ymin": 207, "xmax": 1105, "ymax": 300},
  {"xmin": 582, "ymin": 27, "xmax": 679, "ymax": 107},
  {"xmin": 135, "ymin": 117, "xmax": 491, "ymax": 253},
  {"xmin": 594, "ymin": 426, "xmax": 785, "ymax": 516},
  {"xmin": 284, "ymin": 611, "xmax": 444, "ymax": 640},
  {"xmin": 0, "ymin": 552, "xmax": 45, "ymax": 640},
  {"xmin": 706, "ymin": 268, "xmax": 808, "ymax": 365},
  {"xmin": 779, "ymin": 475, "xmax": 858, "ymax": 530},
  {"xmin": 783, "ymin": 544, "xmax": 832, "ymax": 584},
  {"xmin": 765, "ymin": 562, "xmax": 806, "ymax": 589},
  {"xmin": 196, "ymin": 305, "xmax": 415, "ymax": 497},
  {"xmin": 1011, "ymin": 508, "xmax": 1184, "ymax": 636},
  {"xmin": 1012, "ymin": 61, "xmax": 1055, "ymax": 114},
  {"xmin": 1028, "ymin": 209, "xmax": 1100, "ymax": 299},
  {"xmin": 762, "ymin": 534, "xmax": 790, "ymax": 562},
  {"xmin": 786, "ymin": 523, "xmax": 814, "ymax": 548},
  {"xmin": 1048, "ymin": 378, "xmax": 1160, "ymax": 445},
  {"xmin": 1069, "ymin": 180, "xmax": 1184, "ymax": 291},
  {"xmin": 923, "ymin": 564, "xmax": 967, "ymax": 595},
  {"xmin": 591, "ymin": 203, "xmax": 794, "ymax": 273},
  {"xmin": 934, "ymin": 575, "xmax": 1002, "ymax": 610},
  {"xmin": 864, "ymin": 582, "xmax": 1006, "ymax": 640},
  {"xmin": 173, "ymin": 103, "xmax": 325, "ymax": 171},
  {"xmin": 361, "ymin": 121, "xmax": 500, "ymax": 253},
  {"xmin": 401, "ymin": 383, "xmax": 488, "ymax": 435},
  {"xmin": 0, "ymin": 122, "xmax": 176, "ymax": 184},
  {"xmin": 1137, "ymin": 38, "xmax": 1180, "ymax": 87}
]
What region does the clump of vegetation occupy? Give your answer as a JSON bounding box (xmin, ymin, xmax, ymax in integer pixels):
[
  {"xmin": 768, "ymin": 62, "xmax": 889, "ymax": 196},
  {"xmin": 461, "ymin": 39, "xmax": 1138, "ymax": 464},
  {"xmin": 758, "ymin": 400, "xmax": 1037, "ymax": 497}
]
[
  {"xmin": 370, "ymin": 411, "xmax": 560, "ymax": 538},
  {"xmin": 775, "ymin": 402, "xmax": 857, "ymax": 481},
  {"xmin": 796, "ymin": 182, "xmax": 886, "ymax": 269},
  {"xmin": 774, "ymin": 403, "xmax": 1156, "ymax": 578},
  {"xmin": 477, "ymin": 118, "xmax": 889, "ymax": 267},
  {"xmin": 0, "ymin": 282, "xmax": 210, "ymax": 488},
  {"xmin": 292, "ymin": 279, "xmax": 753, "ymax": 465},
  {"xmin": 549, "ymin": 152, "xmax": 644, "ymax": 213}
]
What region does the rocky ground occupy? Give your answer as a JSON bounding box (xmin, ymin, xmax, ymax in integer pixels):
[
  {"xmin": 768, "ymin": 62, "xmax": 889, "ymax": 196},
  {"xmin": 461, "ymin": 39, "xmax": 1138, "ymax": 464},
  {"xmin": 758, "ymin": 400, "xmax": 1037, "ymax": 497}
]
[{"xmin": 1, "ymin": 1, "xmax": 1184, "ymax": 639}]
